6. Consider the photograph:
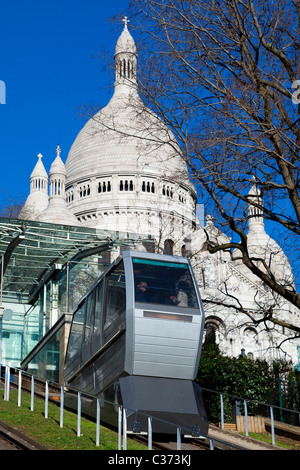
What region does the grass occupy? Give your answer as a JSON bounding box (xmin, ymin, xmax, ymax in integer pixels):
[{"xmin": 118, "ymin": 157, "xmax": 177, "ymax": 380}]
[
  {"xmin": 4, "ymin": 387, "xmax": 299, "ymax": 452},
  {"xmin": 0, "ymin": 389, "xmax": 147, "ymax": 450},
  {"xmin": 241, "ymin": 431, "xmax": 300, "ymax": 450}
]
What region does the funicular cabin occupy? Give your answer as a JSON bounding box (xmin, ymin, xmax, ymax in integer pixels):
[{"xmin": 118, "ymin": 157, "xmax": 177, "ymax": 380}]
[{"xmin": 64, "ymin": 250, "xmax": 208, "ymax": 436}]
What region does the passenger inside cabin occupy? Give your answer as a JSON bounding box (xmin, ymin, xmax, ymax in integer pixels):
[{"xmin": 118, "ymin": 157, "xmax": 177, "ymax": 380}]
[
  {"xmin": 135, "ymin": 280, "xmax": 150, "ymax": 302},
  {"xmin": 175, "ymin": 281, "xmax": 188, "ymax": 307}
]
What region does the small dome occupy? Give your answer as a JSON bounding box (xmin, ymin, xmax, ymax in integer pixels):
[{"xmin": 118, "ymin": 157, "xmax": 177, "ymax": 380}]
[
  {"xmin": 115, "ymin": 18, "xmax": 137, "ymax": 56},
  {"xmin": 49, "ymin": 146, "xmax": 66, "ymax": 177},
  {"xmin": 30, "ymin": 153, "xmax": 48, "ymax": 179},
  {"xmin": 232, "ymin": 180, "xmax": 295, "ymax": 288},
  {"xmin": 19, "ymin": 153, "xmax": 49, "ymax": 220},
  {"xmin": 36, "ymin": 145, "xmax": 81, "ymax": 227},
  {"xmin": 247, "ymin": 228, "xmax": 294, "ymax": 287},
  {"xmin": 36, "ymin": 202, "xmax": 81, "ymax": 226}
]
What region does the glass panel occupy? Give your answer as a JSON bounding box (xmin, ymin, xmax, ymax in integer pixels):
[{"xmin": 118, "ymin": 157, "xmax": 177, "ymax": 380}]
[
  {"xmin": 1, "ymin": 307, "xmax": 26, "ymax": 366},
  {"xmin": 133, "ymin": 258, "xmax": 199, "ymax": 309},
  {"xmin": 45, "ymin": 281, "xmax": 51, "ymax": 333},
  {"xmin": 94, "ymin": 281, "xmax": 104, "ymax": 332},
  {"xmin": 68, "ymin": 260, "xmax": 100, "ymax": 311},
  {"xmin": 24, "ymin": 328, "xmax": 61, "ymax": 383},
  {"xmin": 66, "ymin": 304, "xmax": 85, "ymax": 361},
  {"xmin": 57, "ymin": 267, "xmax": 68, "ymax": 315},
  {"xmin": 84, "ymin": 292, "xmax": 95, "ymax": 341},
  {"xmin": 23, "ymin": 296, "xmax": 44, "ymax": 359},
  {"xmin": 105, "ymin": 262, "xmax": 126, "ymax": 326}
]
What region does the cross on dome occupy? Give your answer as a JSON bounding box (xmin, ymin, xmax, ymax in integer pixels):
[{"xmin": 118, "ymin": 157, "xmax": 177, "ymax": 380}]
[
  {"xmin": 122, "ymin": 16, "xmax": 130, "ymax": 30},
  {"xmin": 37, "ymin": 153, "xmax": 43, "ymax": 160},
  {"xmin": 56, "ymin": 145, "xmax": 61, "ymax": 158}
]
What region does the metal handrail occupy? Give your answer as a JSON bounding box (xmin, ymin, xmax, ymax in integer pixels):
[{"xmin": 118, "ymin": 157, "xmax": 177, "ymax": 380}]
[
  {"xmin": 1, "ymin": 364, "xmax": 245, "ymax": 450},
  {"xmin": 201, "ymin": 385, "xmax": 300, "ymax": 445},
  {"xmin": 2, "ymin": 364, "xmax": 299, "ymax": 449},
  {"xmin": 201, "ymin": 385, "xmax": 300, "ymax": 416}
]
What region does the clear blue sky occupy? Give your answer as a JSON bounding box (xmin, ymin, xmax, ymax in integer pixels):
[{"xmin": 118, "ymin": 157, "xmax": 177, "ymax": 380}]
[{"xmin": 0, "ymin": 0, "xmax": 129, "ymax": 207}]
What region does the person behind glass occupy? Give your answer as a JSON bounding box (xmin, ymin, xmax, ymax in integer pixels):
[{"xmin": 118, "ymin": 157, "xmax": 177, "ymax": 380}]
[
  {"xmin": 136, "ymin": 280, "xmax": 150, "ymax": 302},
  {"xmin": 170, "ymin": 281, "xmax": 188, "ymax": 306}
]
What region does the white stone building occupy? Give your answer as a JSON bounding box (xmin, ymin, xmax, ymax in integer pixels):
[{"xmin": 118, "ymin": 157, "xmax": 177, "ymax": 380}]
[{"xmin": 20, "ymin": 20, "xmax": 300, "ymax": 365}]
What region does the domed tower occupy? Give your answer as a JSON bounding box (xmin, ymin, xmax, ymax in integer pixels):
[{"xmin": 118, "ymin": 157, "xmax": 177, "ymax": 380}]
[
  {"xmin": 232, "ymin": 178, "xmax": 295, "ymax": 289},
  {"xmin": 19, "ymin": 153, "xmax": 49, "ymax": 220},
  {"xmin": 37, "ymin": 146, "xmax": 80, "ymax": 226},
  {"xmin": 65, "ymin": 18, "xmax": 197, "ymax": 252},
  {"xmin": 114, "ymin": 17, "xmax": 137, "ymax": 92},
  {"xmin": 247, "ymin": 178, "xmax": 265, "ymax": 234}
]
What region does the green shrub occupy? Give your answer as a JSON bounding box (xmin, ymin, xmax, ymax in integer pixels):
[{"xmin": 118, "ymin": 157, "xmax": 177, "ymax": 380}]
[{"xmin": 196, "ymin": 338, "xmax": 300, "ymax": 424}]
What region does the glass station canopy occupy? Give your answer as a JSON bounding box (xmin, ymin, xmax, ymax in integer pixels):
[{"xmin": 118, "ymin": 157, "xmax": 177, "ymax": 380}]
[
  {"xmin": 0, "ymin": 217, "xmax": 151, "ymax": 302},
  {"xmin": 0, "ymin": 217, "xmax": 153, "ymax": 369}
]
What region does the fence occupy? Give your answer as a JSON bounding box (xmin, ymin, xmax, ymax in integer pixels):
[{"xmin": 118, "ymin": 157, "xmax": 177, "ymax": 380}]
[
  {"xmin": 2, "ymin": 364, "xmax": 300, "ymax": 450},
  {"xmin": 202, "ymin": 386, "xmax": 300, "ymax": 445},
  {"xmin": 0, "ymin": 364, "xmax": 245, "ymax": 450}
]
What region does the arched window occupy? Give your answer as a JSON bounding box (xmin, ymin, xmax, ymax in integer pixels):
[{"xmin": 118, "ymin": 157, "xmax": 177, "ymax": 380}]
[
  {"xmin": 98, "ymin": 180, "xmax": 112, "ymax": 193},
  {"xmin": 244, "ymin": 327, "xmax": 257, "ymax": 337},
  {"xmin": 204, "ymin": 316, "xmax": 226, "ymax": 344},
  {"xmin": 79, "ymin": 184, "xmax": 90, "ymax": 198},
  {"xmin": 128, "ymin": 60, "xmax": 132, "ymax": 78},
  {"xmin": 163, "ymin": 239, "xmax": 174, "ymax": 255}
]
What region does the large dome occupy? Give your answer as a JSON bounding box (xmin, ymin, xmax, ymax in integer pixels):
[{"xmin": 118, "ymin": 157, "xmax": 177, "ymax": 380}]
[
  {"xmin": 63, "ymin": 22, "xmax": 197, "ymax": 235},
  {"xmin": 66, "ymin": 91, "xmax": 187, "ymax": 182},
  {"xmin": 65, "ymin": 25, "xmax": 188, "ymax": 185}
]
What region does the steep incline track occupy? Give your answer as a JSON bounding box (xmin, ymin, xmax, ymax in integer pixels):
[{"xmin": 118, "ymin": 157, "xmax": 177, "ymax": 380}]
[{"xmin": 0, "ymin": 420, "xmax": 47, "ymax": 450}]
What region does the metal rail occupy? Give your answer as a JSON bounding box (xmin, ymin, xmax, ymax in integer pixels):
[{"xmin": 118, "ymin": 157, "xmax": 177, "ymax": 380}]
[
  {"xmin": 203, "ymin": 386, "xmax": 300, "ymax": 445},
  {"xmin": 0, "ymin": 420, "xmax": 47, "ymax": 450},
  {"xmin": 3, "ymin": 364, "xmax": 299, "ymax": 450},
  {"xmin": 1, "ymin": 364, "xmax": 245, "ymax": 451}
]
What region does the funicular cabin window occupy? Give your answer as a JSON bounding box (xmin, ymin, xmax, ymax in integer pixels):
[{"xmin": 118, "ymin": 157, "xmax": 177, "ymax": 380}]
[
  {"xmin": 133, "ymin": 258, "xmax": 199, "ymax": 309},
  {"xmin": 66, "ymin": 304, "xmax": 85, "ymax": 361},
  {"xmin": 105, "ymin": 262, "xmax": 126, "ymax": 327}
]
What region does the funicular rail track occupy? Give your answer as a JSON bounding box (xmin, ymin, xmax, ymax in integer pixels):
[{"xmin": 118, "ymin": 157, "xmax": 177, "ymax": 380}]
[
  {"xmin": 0, "ymin": 420, "xmax": 47, "ymax": 450},
  {"xmin": 133, "ymin": 433, "xmax": 213, "ymax": 450}
]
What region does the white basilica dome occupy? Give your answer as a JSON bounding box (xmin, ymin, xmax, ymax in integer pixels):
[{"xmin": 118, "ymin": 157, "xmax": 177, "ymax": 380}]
[
  {"xmin": 65, "ymin": 30, "xmax": 188, "ymax": 184},
  {"xmin": 65, "ymin": 88, "xmax": 188, "ymax": 182},
  {"xmin": 64, "ymin": 21, "xmax": 197, "ymax": 232}
]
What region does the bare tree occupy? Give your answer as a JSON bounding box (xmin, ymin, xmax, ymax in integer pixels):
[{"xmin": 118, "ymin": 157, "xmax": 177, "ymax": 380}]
[
  {"xmin": 0, "ymin": 194, "xmax": 24, "ymax": 219},
  {"xmin": 124, "ymin": 0, "xmax": 300, "ymax": 314}
]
